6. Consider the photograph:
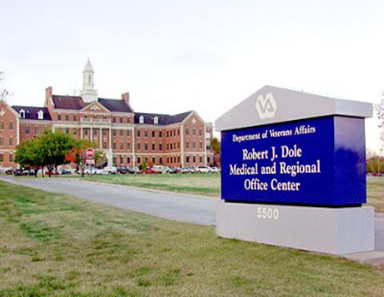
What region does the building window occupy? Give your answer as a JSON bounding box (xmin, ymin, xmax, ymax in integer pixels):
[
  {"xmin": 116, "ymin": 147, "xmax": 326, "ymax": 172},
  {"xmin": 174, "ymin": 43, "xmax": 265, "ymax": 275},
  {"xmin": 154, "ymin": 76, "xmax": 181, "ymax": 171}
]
[
  {"xmin": 137, "ymin": 157, "xmax": 141, "ymax": 164},
  {"xmin": 170, "ymin": 130, "xmax": 173, "ymax": 137},
  {"xmin": 103, "ymin": 141, "xmax": 107, "ymax": 148},
  {"xmin": 127, "ymin": 157, "xmax": 130, "ymax": 164},
  {"xmin": 206, "ymin": 145, "xmax": 211, "ymax": 150},
  {"xmin": 152, "ymin": 130, "xmax": 155, "ymax": 138},
  {"xmin": 145, "ymin": 130, "xmax": 148, "ymax": 137},
  {"xmin": 103, "ymin": 129, "xmax": 107, "ymax": 136},
  {"xmin": 186, "ymin": 142, "xmax": 189, "ymax": 149},
  {"xmin": 193, "ymin": 156, "xmax": 196, "ymax": 163},
  {"xmin": 20, "ymin": 109, "xmax": 25, "ymax": 118},
  {"xmin": 145, "ymin": 143, "xmax": 148, "ymax": 151},
  {"xmin": 93, "ymin": 130, "xmax": 97, "ymax": 137},
  {"xmin": 137, "ymin": 143, "xmax": 141, "ymax": 150},
  {"xmin": 152, "ymin": 143, "xmax": 155, "ymax": 151},
  {"xmin": 120, "ymin": 155, "xmax": 123, "ymax": 164},
  {"xmin": 9, "ymin": 121, "xmax": 13, "ymax": 131},
  {"xmin": 113, "ymin": 142, "xmax": 116, "ymax": 149},
  {"xmin": 120, "ymin": 117, "xmax": 123, "ymax": 123},
  {"xmin": 65, "ymin": 115, "xmax": 69, "ymax": 121},
  {"xmin": 186, "ymin": 156, "xmax": 190, "ymax": 163},
  {"xmin": 178, "ymin": 129, "xmax": 180, "ymax": 136},
  {"xmin": 159, "ymin": 131, "xmax": 162, "ymax": 138},
  {"xmin": 199, "ymin": 129, "xmax": 202, "ymax": 136},
  {"xmin": 112, "ymin": 129, "xmax": 116, "ymax": 136},
  {"xmin": 112, "ymin": 117, "xmax": 116, "ymax": 123},
  {"xmin": 207, "ymin": 156, "xmax": 210, "ymax": 164},
  {"xmin": 0, "ymin": 137, "xmax": 3, "ymax": 146},
  {"xmin": 186, "ymin": 128, "xmax": 189, "ymax": 135},
  {"xmin": 74, "ymin": 115, "xmax": 77, "ymax": 121},
  {"xmin": 178, "ymin": 156, "xmax": 180, "ymax": 163},
  {"xmin": 25, "ymin": 125, "xmax": 30, "ymax": 134},
  {"xmin": 73, "ymin": 129, "xmax": 77, "ymax": 136},
  {"xmin": 127, "ymin": 142, "xmax": 130, "ymax": 150},
  {"xmin": 154, "ymin": 116, "xmax": 158, "ymax": 125},
  {"xmin": 159, "ymin": 144, "xmax": 163, "ymax": 150},
  {"xmin": 137, "ymin": 130, "xmax": 140, "ymax": 137},
  {"xmin": 0, "ymin": 154, "xmax": 3, "ymax": 162},
  {"xmin": 58, "ymin": 114, "xmax": 61, "ymax": 121},
  {"xmin": 113, "ymin": 157, "xmax": 116, "ymax": 165},
  {"xmin": 159, "ymin": 157, "xmax": 163, "ymax": 164},
  {"xmin": 199, "ymin": 142, "xmax": 202, "ymax": 149},
  {"xmin": 84, "ymin": 129, "xmax": 89, "ymax": 136},
  {"xmin": 9, "ymin": 154, "xmax": 13, "ymax": 162},
  {"xmin": 139, "ymin": 115, "xmax": 144, "ymax": 124},
  {"xmin": 38, "ymin": 110, "xmax": 44, "ymax": 120},
  {"xmin": 120, "ymin": 142, "xmax": 123, "ymax": 150},
  {"xmin": 9, "ymin": 137, "xmax": 13, "ymax": 146},
  {"xmin": 152, "ymin": 157, "xmax": 155, "ymax": 164},
  {"xmin": 127, "ymin": 130, "xmax": 130, "ymax": 137},
  {"xmin": 199, "ymin": 156, "xmax": 203, "ymax": 163}
]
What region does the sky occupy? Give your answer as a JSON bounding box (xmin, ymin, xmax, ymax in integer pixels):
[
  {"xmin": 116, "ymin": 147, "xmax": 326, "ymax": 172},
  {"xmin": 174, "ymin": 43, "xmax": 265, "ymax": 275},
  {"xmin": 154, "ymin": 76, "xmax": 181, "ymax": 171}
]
[{"xmin": 1, "ymin": 0, "xmax": 384, "ymax": 152}]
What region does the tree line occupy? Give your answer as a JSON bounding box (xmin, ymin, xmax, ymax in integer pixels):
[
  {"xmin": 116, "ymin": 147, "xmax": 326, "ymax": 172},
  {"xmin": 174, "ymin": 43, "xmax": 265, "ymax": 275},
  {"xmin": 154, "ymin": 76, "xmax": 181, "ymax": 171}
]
[{"xmin": 15, "ymin": 130, "xmax": 105, "ymax": 177}]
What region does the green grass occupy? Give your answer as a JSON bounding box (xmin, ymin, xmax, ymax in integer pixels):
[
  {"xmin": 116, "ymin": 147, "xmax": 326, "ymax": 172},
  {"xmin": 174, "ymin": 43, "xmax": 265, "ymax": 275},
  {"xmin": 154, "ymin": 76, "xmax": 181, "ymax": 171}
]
[
  {"xmin": 0, "ymin": 181, "xmax": 384, "ymax": 296},
  {"xmin": 367, "ymin": 177, "xmax": 384, "ymax": 212},
  {"xmin": 77, "ymin": 173, "xmax": 221, "ymax": 196}
]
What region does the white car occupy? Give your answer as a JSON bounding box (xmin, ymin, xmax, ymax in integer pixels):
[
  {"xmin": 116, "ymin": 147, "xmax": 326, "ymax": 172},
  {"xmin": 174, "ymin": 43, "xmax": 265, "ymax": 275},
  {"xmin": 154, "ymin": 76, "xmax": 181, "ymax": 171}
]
[
  {"xmin": 103, "ymin": 166, "xmax": 117, "ymax": 174},
  {"xmin": 210, "ymin": 167, "xmax": 220, "ymax": 173},
  {"xmin": 196, "ymin": 165, "xmax": 212, "ymax": 173},
  {"xmin": 84, "ymin": 167, "xmax": 103, "ymax": 175}
]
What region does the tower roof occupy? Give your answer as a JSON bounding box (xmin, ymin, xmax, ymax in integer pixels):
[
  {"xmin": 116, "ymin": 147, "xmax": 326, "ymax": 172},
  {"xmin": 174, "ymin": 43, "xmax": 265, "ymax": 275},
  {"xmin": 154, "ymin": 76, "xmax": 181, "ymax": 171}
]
[{"xmin": 83, "ymin": 58, "xmax": 94, "ymax": 72}]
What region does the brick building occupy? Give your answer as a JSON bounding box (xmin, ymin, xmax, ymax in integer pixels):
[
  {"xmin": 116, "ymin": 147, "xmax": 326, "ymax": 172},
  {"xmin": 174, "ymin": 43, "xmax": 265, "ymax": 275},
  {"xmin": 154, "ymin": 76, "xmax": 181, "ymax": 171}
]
[{"xmin": 0, "ymin": 60, "xmax": 214, "ymax": 169}]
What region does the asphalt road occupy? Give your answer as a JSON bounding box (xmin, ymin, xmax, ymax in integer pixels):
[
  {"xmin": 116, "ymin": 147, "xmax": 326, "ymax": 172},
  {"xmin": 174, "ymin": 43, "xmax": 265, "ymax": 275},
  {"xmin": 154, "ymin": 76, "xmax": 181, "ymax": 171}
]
[{"xmin": 1, "ymin": 176, "xmax": 383, "ymax": 252}]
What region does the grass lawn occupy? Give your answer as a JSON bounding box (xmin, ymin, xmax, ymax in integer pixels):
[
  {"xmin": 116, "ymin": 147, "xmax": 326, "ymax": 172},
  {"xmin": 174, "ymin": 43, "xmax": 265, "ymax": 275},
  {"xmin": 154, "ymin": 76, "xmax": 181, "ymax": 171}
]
[
  {"xmin": 367, "ymin": 177, "xmax": 384, "ymax": 213},
  {"xmin": 67, "ymin": 174, "xmax": 384, "ymax": 212},
  {"xmin": 76, "ymin": 173, "xmax": 221, "ymax": 196},
  {"xmin": 0, "ymin": 181, "xmax": 384, "ymax": 296}
]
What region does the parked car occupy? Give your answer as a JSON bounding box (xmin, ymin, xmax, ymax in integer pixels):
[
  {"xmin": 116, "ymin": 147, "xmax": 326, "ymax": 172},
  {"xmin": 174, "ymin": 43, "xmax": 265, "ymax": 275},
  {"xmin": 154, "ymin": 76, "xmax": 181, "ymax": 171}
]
[
  {"xmin": 5, "ymin": 168, "xmax": 13, "ymax": 175},
  {"xmin": 45, "ymin": 169, "xmax": 61, "ymax": 176},
  {"xmin": 117, "ymin": 166, "xmax": 129, "ymax": 174},
  {"xmin": 167, "ymin": 167, "xmax": 180, "ymax": 174},
  {"xmin": 210, "ymin": 167, "xmax": 220, "ymax": 173},
  {"xmin": 196, "ymin": 165, "xmax": 212, "ymax": 173},
  {"xmin": 153, "ymin": 165, "xmax": 168, "ymax": 174},
  {"xmin": 60, "ymin": 169, "xmax": 72, "ymax": 175},
  {"xmin": 180, "ymin": 167, "xmax": 192, "ymax": 174},
  {"xmin": 129, "ymin": 167, "xmax": 141, "ymax": 174},
  {"xmin": 13, "ymin": 169, "xmax": 23, "ymax": 176},
  {"xmin": 23, "ymin": 169, "xmax": 35, "ymax": 176},
  {"xmin": 142, "ymin": 167, "xmax": 155, "ymax": 174},
  {"xmin": 0, "ymin": 167, "xmax": 12, "ymax": 175},
  {"xmin": 103, "ymin": 166, "xmax": 117, "ymax": 174}
]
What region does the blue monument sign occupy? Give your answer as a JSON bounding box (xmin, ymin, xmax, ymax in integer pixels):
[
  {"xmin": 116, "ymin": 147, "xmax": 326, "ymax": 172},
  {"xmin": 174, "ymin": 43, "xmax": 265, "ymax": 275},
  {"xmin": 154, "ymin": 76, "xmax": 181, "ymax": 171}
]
[
  {"xmin": 215, "ymin": 86, "xmax": 374, "ymax": 255},
  {"xmin": 221, "ymin": 116, "xmax": 366, "ymax": 206}
]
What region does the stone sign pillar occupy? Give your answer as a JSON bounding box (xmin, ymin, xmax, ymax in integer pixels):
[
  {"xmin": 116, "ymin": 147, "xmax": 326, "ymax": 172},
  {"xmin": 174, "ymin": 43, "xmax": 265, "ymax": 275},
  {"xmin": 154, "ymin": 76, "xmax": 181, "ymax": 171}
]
[{"xmin": 215, "ymin": 85, "xmax": 374, "ymax": 255}]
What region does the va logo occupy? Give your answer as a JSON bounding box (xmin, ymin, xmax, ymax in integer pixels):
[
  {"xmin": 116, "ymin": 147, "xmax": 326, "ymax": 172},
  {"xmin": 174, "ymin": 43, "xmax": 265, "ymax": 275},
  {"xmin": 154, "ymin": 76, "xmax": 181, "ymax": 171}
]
[{"xmin": 255, "ymin": 93, "xmax": 277, "ymax": 119}]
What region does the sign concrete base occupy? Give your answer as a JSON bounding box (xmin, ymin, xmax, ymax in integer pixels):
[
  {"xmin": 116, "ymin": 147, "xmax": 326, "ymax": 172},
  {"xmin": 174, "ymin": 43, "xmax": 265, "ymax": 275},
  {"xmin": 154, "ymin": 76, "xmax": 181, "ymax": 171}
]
[{"xmin": 216, "ymin": 202, "xmax": 374, "ymax": 255}]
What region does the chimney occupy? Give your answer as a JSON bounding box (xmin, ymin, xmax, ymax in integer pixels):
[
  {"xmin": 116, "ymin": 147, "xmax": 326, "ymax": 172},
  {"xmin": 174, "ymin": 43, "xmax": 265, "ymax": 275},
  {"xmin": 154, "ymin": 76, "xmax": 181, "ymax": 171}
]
[
  {"xmin": 46, "ymin": 86, "xmax": 52, "ymax": 100},
  {"xmin": 121, "ymin": 92, "xmax": 130, "ymax": 105}
]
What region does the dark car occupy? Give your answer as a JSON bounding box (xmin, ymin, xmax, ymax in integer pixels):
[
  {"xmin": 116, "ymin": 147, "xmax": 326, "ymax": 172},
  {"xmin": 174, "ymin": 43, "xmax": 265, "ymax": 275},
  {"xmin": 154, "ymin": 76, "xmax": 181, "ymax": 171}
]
[
  {"xmin": 118, "ymin": 166, "xmax": 129, "ymax": 174},
  {"xmin": 13, "ymin": 169, "xmax": 23, "ymax": 176},
  {"xmin": 60, "ymin": 169, "xmax": 72, "ymax": 175},
  {"xmin": 5, "ymin": 168, "xmax": 13, "ymax": 175}
]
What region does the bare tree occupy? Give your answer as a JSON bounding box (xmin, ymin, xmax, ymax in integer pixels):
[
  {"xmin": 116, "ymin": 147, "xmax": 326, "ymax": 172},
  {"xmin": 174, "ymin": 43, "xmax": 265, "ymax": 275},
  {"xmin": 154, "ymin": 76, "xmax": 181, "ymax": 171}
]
[
  {"xmin": 0, "ymin": 71, "xmax": 11, "ymax": 102},
  {"xmin": 374, "ymin": 93, "xmax": 384, "ymax": 173}
]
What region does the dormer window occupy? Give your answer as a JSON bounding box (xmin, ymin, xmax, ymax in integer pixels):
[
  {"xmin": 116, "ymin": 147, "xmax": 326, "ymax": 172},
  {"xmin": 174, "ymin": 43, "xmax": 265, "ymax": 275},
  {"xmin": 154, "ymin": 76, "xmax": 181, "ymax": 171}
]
[
  {"xmin": 154, "ymin": 116, "xmax": 158, "ymax": 125},
  {"xmin": 37, "ymin": 110, "xmax": 44, "ymax": 120},
  {"xmin": 139, "ymin": 115, "xmax": 144, "ymax": 124},
  {"xmin": 20, "ymin": 109, "xmax": 25, "ymax": 118}
]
